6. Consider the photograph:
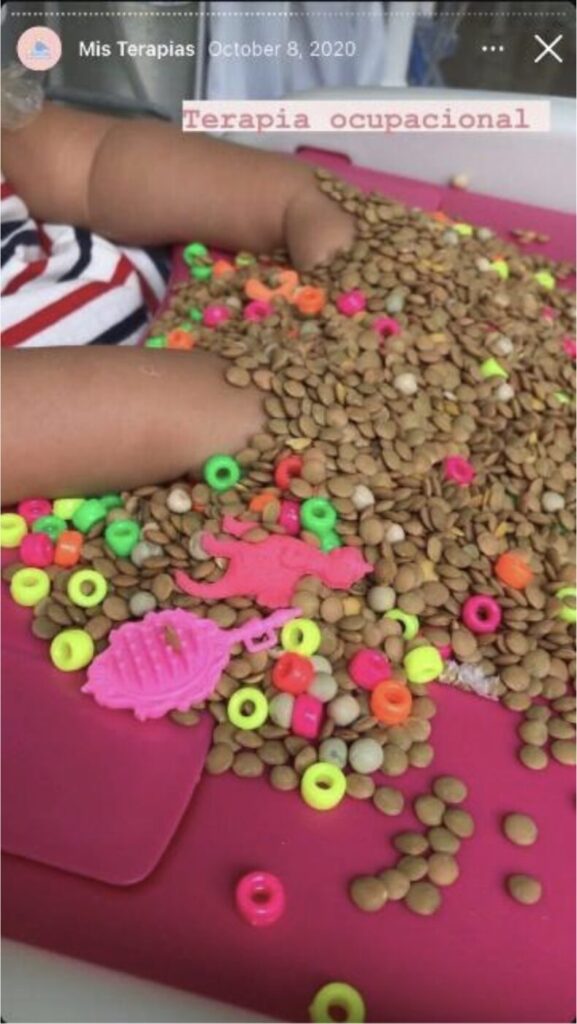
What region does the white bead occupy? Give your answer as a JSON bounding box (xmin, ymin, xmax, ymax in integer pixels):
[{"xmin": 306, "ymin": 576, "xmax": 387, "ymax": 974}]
[
  {"xmin": 349, "ymin": 738, "xmax": 384, "ymax": 774},
  {"xmin": 494, "ymin": 335, "xmax": 514, "ymax": 356},
  {"xmin": 496, "ymin": 383, "xmax": 515, "ymax": 402},
  {"xmin": 385, "ymin": 524, "xmax": 405, "ymax": 544},
  {"xmin": 269, "ymin": 693, "xmax": 295, "ymax": 729},
  {"xmin": 167, "ymin": 487, "xmax": 192, "ymax": 514},
  {"xmin": 309, "ymin": 672, "xmax": 338, "ymax": 703},
  {"xmin": 352, "ymin": 484, "xmax": 375, "ymax": 511},
  {"xmin": 328, "ymin": 694, "xmax": 360, "ymax": 727},
  {"xmin": 319, "ymin": 738, "xmax": 348, "ymax": 769},
  {"xmin": 542, "ymin": 491, "xmax": 565, "ymax": 513},
  {"xmin": 394, "ymin": 373, "xmax": 418, "ymax": 396}
]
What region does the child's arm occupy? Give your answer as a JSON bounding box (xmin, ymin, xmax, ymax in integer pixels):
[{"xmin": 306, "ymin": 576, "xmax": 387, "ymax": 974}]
[
  {"xmin": 1, "ymin": 103, "xmax": 353, "ymax": 268},
  {"xmin": 1, "ymin": 347, "xmax": 263, "ymax": 504}
]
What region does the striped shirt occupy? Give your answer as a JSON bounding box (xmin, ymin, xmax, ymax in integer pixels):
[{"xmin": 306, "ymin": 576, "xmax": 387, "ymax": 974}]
[{"xmin": 1, "ymin": 177, "xmax": 170, "ymax": 348}]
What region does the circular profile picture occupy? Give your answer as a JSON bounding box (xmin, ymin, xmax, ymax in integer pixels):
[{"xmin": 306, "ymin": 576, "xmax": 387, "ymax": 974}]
[{"xmin": 17, "ymin": 26, "xmax": 62, "ymax": 71}]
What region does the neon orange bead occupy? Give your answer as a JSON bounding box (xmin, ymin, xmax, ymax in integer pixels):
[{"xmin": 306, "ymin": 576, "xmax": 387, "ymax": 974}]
[
  {"xmin": 245, "ymin": 269, "xmax": 299, "ymax": 304},
  {"xmin": 293, "ymin": 286, "xmax": 326, "ymax": 316},
  {"xmin": 494, "ymin": 552, "xmax": 534, "ymax": 590},
  {"xmin": 213, "ymin": 259, "xmax": 235, "ymax": 277},
  {"xmin": 249, "ymin": 492, "xmax": 277, "ymax": 513},
  {"xmin": 54, "ymin": 530, "xmax": 83, "ymax": 568},
  {"xmin": 370, "ymin": 680, "xmax": 412, "ymax": 725},
  {"xmin": 167, "ymin": 329, "xmax": 195, "ymax": 350},
  {"xmin": 431, "ymin": 211, "xmax": 450, "ymax": 222}
]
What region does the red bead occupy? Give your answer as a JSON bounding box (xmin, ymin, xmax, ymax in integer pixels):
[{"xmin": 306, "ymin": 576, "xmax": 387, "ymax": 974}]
[
  {"xmin": 274, "ymin": 455, "xmax": 303, "ymax": 491},
  {"xmin": 272, "ymin": 652, "xmax": 314, "ymax": 695}
]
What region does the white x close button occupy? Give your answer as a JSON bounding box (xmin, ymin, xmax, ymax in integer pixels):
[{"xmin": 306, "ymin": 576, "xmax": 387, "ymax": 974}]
[{"xmin": 534, "ymin": 34, "xmax": 563, "ymax": 64}]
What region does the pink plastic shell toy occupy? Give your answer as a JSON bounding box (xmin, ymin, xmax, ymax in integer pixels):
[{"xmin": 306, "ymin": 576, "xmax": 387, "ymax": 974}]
[
  {"xmin": 348, "ymin": 649, "xmax": 391, "ymax": 690},
  {"xmin": 292, "ymin": 693, "xmax": 323, "ymax": 739},
  {"xmin": 444, "ymin": 456, "xmax": 476, "ymax": 487},
  {"xmin": 203, "ymin": 305, "xmax": 231, "ymax": 328},
  {"xmin": 175, "ymin": 515, "xmax": 372, "ymax": 609},
  {"xmin": 373, "ymin": 316, "xmax": 401, "ymax": 339},
  {"xmin": 17, "ymin": 498, "xmax": 52, "ymax": 525},
  {"xmin": 278, "ymin": 500, "xmax": 300, "ymax": 536},
  {"xmin": 83, "ymin": 606, "xmax": 298, "ymax": 721},
  {"xmin": 20, "ymin": 532, "xmax": 54, "ymax": 568},
  {"xmin": 235, "ymin": 871, "xmax": 286, "ymax": 927},
  {"xmin": 462, "ymin": 595, "xmax": 502, "ymax": 635},
  {"xmin": 336, "ymin": 289, "xmax": 366, "ymax": 316},
  {"xmin": 243, "ymin": 300, "xmax": 273, "ymax": 322}
]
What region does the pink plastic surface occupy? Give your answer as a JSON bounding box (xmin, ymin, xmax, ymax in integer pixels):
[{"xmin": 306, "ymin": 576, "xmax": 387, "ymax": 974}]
[{"xmin": 2, "ymin": 153, "xmax": 575, "ymax": 1023}]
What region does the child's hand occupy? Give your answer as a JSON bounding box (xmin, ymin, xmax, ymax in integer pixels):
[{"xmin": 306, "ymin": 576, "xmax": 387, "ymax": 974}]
[{"xmin": 284, "ymin": 188, "xmax": 355, "ymax": 271}]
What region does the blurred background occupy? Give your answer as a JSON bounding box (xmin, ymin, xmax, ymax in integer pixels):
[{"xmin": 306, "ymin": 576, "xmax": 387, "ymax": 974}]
[{"xmin": 2, "ymin": 0, "xmax": 575, "ymax": 122}]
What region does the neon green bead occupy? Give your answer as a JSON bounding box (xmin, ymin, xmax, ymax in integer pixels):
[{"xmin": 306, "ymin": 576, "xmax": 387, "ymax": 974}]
[
  {"xmin": 105, "ymin": 519, "xmax": 140, "ymax": 557},
  {"xmin": 0, "ymin": 512, "xmax": 27, "ymax": 548},
  {"xmin": 227, "ymin": 687, "xmax": 269, "ymax": 730},
  {"xmin": 99, "ymin": 493, "xmax": 124, "ymax": 511},
  {"xmin": 453, "ymin": 222, "xmax": 473, "ymax": 236},
  {"xmin": 188, "ymin": 307, "xmax": 203, "ymax": 322},
  {"xmin": 183, "ymin": 241, "xmax": 208, "ymax": 265},
  {"xmin": 534, "ymin": 270, "xmax": 555, "ymax": 290},
  {"xmin": 10, "ymin": 567, "xmax": 50, "ymax": 607},
  {"xmin": 67, "ymin": 569, "xmax": 107, "ymax": 608},
  {"xmin": 404, "ymin": 645, "xmax": 444, "ymax": 685},
  {"xmin": 490, "ymin": 259, "xmax": 509, "ymax": 280},
  {"xmin": 191, "ymin": 265, "xmax": 212, "ymax": 281},
  {"xmin": 309, "ymin": 982, "xmax": 365, "ymax": 1023},
  {"xmin": 281, "ymin": 617, "xmax": 321, "ymax": 657},
  {"xmin": 320, "ymin": 531, "xmax": 342, "ymax": 552},
  {"xmin": 384, "ymin": 609, "xmax": 420, "ymax": 640},
  {"xmin": 72, "ymin": 499, "xmax": 107, "ymax": 533},
  {"xmin": 32, "ymin": 514, "xmax": 67, "ymax": 541},
  {"xmin": 53, "ymin": 498, "xmax": 84, "ymax": 521},
  {"xmin": 554, "ymin": 391, "xmax": 571, "ymax": 404},
  {"xmin": 203, "ymin": 454, "xmax": 242, "ymax": 492},
  {"xmin": 50, "ymin": 629, "xmax": 95, "ymax": 672},
  {"xmin": 145, "ymin": 335, "xmax": 167, "ymax": 348},
  {"xmin": 480, "ymin": 357, "xmax": 508, "ymax": 380},
  {"xmin": 556, "ymin": 587, "xmax": 576, "ymax": 624},
  {"xmin": 300, "ymin": 497, "xmax": 337, "ymax": 537},
  {"xmin": 301, "ymin": 762, "xmax": 347, "ymax": 812},
  {"xmin": 235, "ymin": 252, "xmax": 256, "ymax": 267}
]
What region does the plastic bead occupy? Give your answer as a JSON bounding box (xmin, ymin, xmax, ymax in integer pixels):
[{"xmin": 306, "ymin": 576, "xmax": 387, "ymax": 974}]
[
  {"xmin": 309, "ymin": 982, "xmax": 366, "ymax": 1024},
  {"xmin": 320, "ymin": 531, "xmax": 342, "ymax": 552},
  {"xmin": 534, "ymin": 270, "xmax": 555, "ymax": 290},
  {"xmin": 480, "ymin": 358, "xmax": 508, "ymax": 380},
  {"xmin": 404, "ymin": 646, "xmax": 444, "ymax": 685},
  {"xmin": 17, "ymin": 498, "xmax": 52, "ymax": 525},
  {"xmin": 212, "ymin": 259, "xmax": 234, "ymax": 277},
  {"xmin": 235, "ymin": 251, "xmax": 256, "ymax": 267},
  {"xmin": 384, "ymin": 609, "xmax": 420, "ymax": 640},
  {"xmin": 562, "ymin": 337, "xmax": 577, "ymax": 360},
  {"xmin": 292, "ymin": 693, "xmax": 323, "ymax": 739},
  {"xmin": 274, "ymin": 454, "xmax": 303, "ymax": 490},
  {"xmin": 183, "ymin": 241, "xmax": 208, "ymax": 264},
  {"xmin": 50, "ymin": 629, "xmax": 95, "ymax": 673},
  {"xmin": 373, "ymin": 316, "xmax": 401, "ymax": 338},
  {"xmin": 444, "ymin": 456, "xmax": 476, "ymax": 487},
  {"xmin": 52, "ymin": 498, "xmax": 84, "ymax": 521},
  {"xmin": 203, "ymin": 454, "xmax": 242, "ymax": 492},
  {"xmin": 72, "ymin": 498, "xmax": 107, "ymax": 533},
  {"xmin": 348, "ymin": 649, "xmax": 391, "ymax": 690},
  {"xmin": 490, "ymin": 259, "xmax": 509, "ymax": 280},
  {"xmin": 336, "ymin": 289, "xmax": 366, "ymax": 316},
  {"xmin": 167, "ymin": 328, "xmax": 195, "ymax": 350},
  {"xmin": 494, "ymin": 552, "xmax": 533, "ymax": 590},
  {"xmin": 370, "ymin": 680, "xmax": 412, "ymax": 725},
  {"xmin": 227, "ymin": 687, "xmax": 269, "ymax": 731},
  {"xmin": 300, "ymin": 497, "xmax": 337, "ymax": 537},
  {"xmin": 1, "ymin": 512, "xmax": 27, "ymax": 548},
  {"xmin": 454, "ymin": 222, "xmax": 473, "ymax": 236},
  {"xmin": 67, "ymin": 569, "xmax": 107, "ymax": 608},
  {"xmin": 188, "ymin": 306, "xmax": 203, "ymax": 322},
  {"xmin": 31, "ymin": 514, "xmax": 67, "ymax": 541},
  {"xmin": 301, "ymin": 762, "xmax": 346, "ymax": 812},
  {"xmin": 272, "ymin": 652, "xmax": 314, "ymax": 695},
  {"xmin": 249, "ymin": 492, "xmax": 277, "ymax": 513},
  {"xmin": 203, "ymin": 304, "xmax": 231, "ymax": 328},
  {"xmin": 281, "ymin": 617, "xmax": 321, "ymax": 657},
  {"xmin": 555, "ymin": 587, "xmax": 576, "ymax": 624},
  {"xmin": 10, "ymin": 567, "xmax": 50, "ymax": 607},
  {"xmin": 293, "ymin": 286, "xmax": 326, "ymax": 316},
  {"xmin": 54, "ymin": 530, "xmax": 83, "ymax": 568},
  {"xmin": 145, "ymin": 335, "xmax": 167, "ymax": 348},
  {"xmin": 20, "ymin": 532, "xmax": 54, "ymax": 568},
  {"xmin": 542, "ymin": 305, "xmax": 557, "ymax": 320},
  {"xmin": 462, "ymin": 594, "xmax": 502, "ymax": 634},
  {"xmin": 192, "ymin": 265, "xmax": 212, "ymax": 281},
  {"xmin": 235, "ymin": 871, "xmax": 285, "ymax": 928},
  {"xmin": 105, "ymin": 519, "xmax": 140, "ymax": 558},
  {"xmin": 99, "ymin": 493, "xmax": 123, "ymax": 511},
  {"xmin": 244, "ymin": 300, "xmax": 273, "ymax": 322},
  {"xmin": 278, "ymin": 499, "xmax": 300, "ymax": 535}
]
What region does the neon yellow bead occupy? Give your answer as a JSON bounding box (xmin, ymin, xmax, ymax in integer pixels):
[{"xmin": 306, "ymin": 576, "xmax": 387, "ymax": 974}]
[
  {"xmin": 227, "ymin": 687, "xmax": 268, "ymax": 730},
  {"xmin": 280, "ymin": 617, "xmax": 321, "ymax": 657},
  {"xmin": 10, "ymin": 567, "xmax": 50, "ymax": 606},
  {"xmin": 453, "ymin": 222, "xmax": 473, "ymax": 236},
  {"xmin": 490, "ymin": 259, "xmax": 509, "ymax": 280},
  {"xmin": 301, "ymin": 762, "xmax": 346, "ymax": 812},
  {"xmin": 404, "ymin": 645, "xmax": 444, "ymax": 685},
  {"xmin": 53, "ymin": 498, "xmax": 84, "ymax": 521},
  {"xmin": 67, "ymin": 569, "xmax": 107, "ymax": 608},
  {"xmin": 534, "ymin": 270, "xmax": 555, "ymax": 290},
  {"xmin": 1, "ymin": 512, "xmax": 27, "ymax": 548},
  {"xmin": 309, "ymin": 982, "xmax": 366, "ymax": 1023},
  {"xmin": 50, "ymin": 629, "xmax": 95, "ymax": 672},
  {"xmin": 556, "ymin": 587, "xmax": 576, "ymax": 624},
  {"xmin": 384, "ymin": 609, "xmax": 420, "ymax": 640},
  {"xmin": 480, "ymin": 357, "xmax": 508, "ymax": 380}
]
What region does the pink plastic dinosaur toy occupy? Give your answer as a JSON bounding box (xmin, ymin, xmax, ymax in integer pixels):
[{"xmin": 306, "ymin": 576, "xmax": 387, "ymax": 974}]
[
  {"xmin": 174, "ymin": 515, "xmax": 372, "ymax": 608},
  {"xmin": 83, "ymin": 607, "xmax": 299, "ymax": 721}
]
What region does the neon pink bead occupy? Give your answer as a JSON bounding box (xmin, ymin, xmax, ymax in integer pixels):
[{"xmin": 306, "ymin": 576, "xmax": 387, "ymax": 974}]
[
  {"xmin": 244, "ymin": 300, "xmax": 273, "ymax": 322},
  {"xmin": 20, "ymin": 532, "xmax": 54, "ymax": 568},
  {"xmin": 202, "ymin": 305, "xmax": 231, "ymax": 328},
  {"xmin": 444, "ymin": 456, "xmax": 476, "ymax": 487},
  {"xmin": 235, "ymin": 871, "xmax": 285, "ymax": 927},
  {"xmin": 462, "ymin": 595, "xmax": 502, "ymax": 634},
  {"xmin": 541, "ymin": 306, "xmax": 557, "ymax": 320},
  {"xmin": 292, "ymin": 693, "xmax": 323, "ymax": 739},
  {"xmin": 373, "ymin": 316, "xmax": 401, "ymax": 339},
  {"xmin": 348, "ymin": 649, "xmax": 391, "ymax": 690},
  {"xmin": 436, "ymin": 643, "xmax": 453, "ymax": 660},
  {"xmin": 278, "ymin": 500, "xmax": 300, "ymax": 536},
  {"xmin": 562, "ymin": 337, "xmax": 576, "ymax": 360},
  {"xmin": 17, "ymin": 498, "xmax": 52, "ymax": 525},
  {"xmin": 336, "ymin": 289, "xmax": 366, "ymax": 316}
]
